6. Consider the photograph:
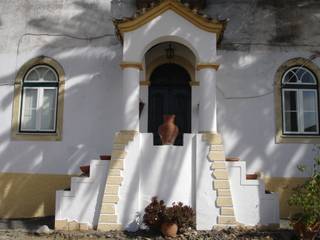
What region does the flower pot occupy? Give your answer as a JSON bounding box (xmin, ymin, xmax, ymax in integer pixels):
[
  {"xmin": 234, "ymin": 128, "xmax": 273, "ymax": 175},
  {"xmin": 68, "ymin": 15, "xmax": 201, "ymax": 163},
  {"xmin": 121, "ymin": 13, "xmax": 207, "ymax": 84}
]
[
  {"xmin": 100, "ymin": 155, "xmax": 111, "ymax": 160},
  {"xmin": 80, "ymin": 165, "xmax": 90, "ymax": 176},
  {"xmin": 158, "ymin": 114, "xmax": 179, "ymax": 145},
  {"xmin": 161, "ymin": 222, "xmax": 178, "ymax": 238}
]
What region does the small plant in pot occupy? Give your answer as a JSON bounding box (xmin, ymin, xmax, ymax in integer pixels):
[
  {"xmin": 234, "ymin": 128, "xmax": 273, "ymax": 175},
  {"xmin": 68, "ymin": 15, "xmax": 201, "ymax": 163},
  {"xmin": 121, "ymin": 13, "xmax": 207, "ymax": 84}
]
[
  {"xmin": 161, "ymin": 202, "xmax": 195, "ymax": 237},
  {"xmin": 143, "ymin": 197, "xmax": 195, "ymax": 238},
  {"xmin": 288, "ymin": 145, "xmax": 320, "ymax": 240},
  {"xmin": 143, "ymin": 197, "xmax": 166, "ymax": 232}
]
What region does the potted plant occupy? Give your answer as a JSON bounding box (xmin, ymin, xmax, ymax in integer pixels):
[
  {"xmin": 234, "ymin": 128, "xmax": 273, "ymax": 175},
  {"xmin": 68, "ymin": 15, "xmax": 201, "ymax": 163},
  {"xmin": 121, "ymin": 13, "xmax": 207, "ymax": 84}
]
[
  {"xmin": 143, "ymin": 198, "xmax": 195, "ymax": 238},
  {"xmin": 288, "ymin": 145, "xmax": 320, "ymax": 240},
  {"xmin": 161, "ymin": 202, "xmax": 195, "ymax": 237},
  {"xmin": 143, "ymin": 197, "xmax": 166, "ymax": 232}
]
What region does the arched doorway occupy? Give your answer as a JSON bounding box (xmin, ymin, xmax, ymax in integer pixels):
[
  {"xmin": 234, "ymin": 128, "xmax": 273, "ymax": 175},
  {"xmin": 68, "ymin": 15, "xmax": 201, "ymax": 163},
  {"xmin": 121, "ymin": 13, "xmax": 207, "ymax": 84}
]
[{"xmin": 148, "ymin": 63, "xmax": 191, "ymax": 145}]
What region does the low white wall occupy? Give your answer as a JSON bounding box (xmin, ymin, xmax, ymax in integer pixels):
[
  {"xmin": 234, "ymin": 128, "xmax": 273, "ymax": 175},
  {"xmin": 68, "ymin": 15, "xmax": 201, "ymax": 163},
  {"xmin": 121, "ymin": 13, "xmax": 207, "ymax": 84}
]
[
  {"xmin": 139, "ymin": 133, "xmax": 194, "ymax": 209},
  {"xmin": 55, "ymin": 159, "xmax": 109, "ymax": 228},
  {"xmin": 195, "ymin": 134, "xmax": 219, "ymax": 229},
  {"xmin": 227, "ymin": 161, "xmax": 279, "ymax": 226},
  {"xmin": 117, "ymin": 133, "xmax": 140, "ymax": 231}
]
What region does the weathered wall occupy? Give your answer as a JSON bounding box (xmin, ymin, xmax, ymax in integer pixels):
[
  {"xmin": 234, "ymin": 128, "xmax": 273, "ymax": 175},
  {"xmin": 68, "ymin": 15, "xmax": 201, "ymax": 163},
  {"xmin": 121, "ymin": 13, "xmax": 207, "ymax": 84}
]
[{"xmin": 0, "ymin": 0, "xmax": 320, "ymax": 218}]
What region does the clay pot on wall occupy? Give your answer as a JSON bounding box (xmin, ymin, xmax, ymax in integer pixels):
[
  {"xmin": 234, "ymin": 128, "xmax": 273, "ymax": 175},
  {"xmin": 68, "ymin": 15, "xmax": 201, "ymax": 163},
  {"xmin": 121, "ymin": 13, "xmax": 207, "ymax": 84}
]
[
  {"xmin": 158, "ymin": 115, "xmax": 179, "ymax": 145},
  {"xmin": 160, "ymin": 222, "xmax": 178, "ymax": 238}
]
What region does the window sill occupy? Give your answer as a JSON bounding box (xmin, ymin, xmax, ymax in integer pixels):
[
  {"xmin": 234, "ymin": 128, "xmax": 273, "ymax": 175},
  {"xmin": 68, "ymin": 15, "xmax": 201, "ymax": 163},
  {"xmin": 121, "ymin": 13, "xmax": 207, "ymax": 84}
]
[
  {"xmin": 276, "ymin": 134, "xmax": 320, "ymax": 144},
  {"xmin": 11, "ymin": 131, "xmax": 62, "ymax": 141}
]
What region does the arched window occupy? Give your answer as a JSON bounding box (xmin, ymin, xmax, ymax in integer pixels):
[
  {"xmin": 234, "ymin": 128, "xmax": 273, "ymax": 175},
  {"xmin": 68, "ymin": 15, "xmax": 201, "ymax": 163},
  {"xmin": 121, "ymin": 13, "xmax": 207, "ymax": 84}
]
[
  {"xmin": 281, "ymin": 67, "xmax": 318, "ymax": 134},
  {"xmin": 20, "ymin": 65, "xmax": 59, "ymax": 132},
  {"xmin": 12, "ymin": 56, "xmax": 65, "ymax": 141},
  {"xmin": 275, "ymin": 58, "xmax": 320, "ymax": 143}
]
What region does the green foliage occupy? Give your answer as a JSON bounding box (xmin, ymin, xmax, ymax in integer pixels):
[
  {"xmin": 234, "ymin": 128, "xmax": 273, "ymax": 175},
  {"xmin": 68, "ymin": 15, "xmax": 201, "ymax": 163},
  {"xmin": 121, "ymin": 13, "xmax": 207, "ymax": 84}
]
[
  {"xmin": 143, "ymin": 197, "xmax": 195, "ymax": 231},
  {"xmin": 288, "ymin": 145, "xmax": 320, "ymax": 228}
]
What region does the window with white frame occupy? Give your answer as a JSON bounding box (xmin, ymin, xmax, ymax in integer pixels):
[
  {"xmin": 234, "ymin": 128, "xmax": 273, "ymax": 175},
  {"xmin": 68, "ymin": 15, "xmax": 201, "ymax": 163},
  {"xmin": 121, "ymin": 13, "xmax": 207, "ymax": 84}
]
[
  {"xmin": 20, "ymin": 65, "xmax": 59, "ymax": 132},
  {"xmin": 281, "ymin": 66, "xmax": 319, "ymax": 135}
]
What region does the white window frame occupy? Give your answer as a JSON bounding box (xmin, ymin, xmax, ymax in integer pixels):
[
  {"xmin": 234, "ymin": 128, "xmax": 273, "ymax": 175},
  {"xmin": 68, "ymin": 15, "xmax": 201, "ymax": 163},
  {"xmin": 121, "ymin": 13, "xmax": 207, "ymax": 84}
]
[
  {"xmin": 282, "ymin": 66, "xmax": 317, "ymax": 85},
  {"xmin": 282, "ymin": 88, "xmax": 319, "ymax": 135},
  {"xmin": 19, "ymin": 65, "xmax": 59, "ymax": 133}
]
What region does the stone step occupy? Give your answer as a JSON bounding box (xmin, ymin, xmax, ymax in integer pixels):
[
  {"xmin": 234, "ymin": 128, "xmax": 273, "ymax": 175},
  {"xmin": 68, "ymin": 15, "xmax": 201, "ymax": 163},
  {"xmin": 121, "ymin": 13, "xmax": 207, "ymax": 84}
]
[
  {"xmin": 100, "ymin": 204, "xmax": 115, "ymax": 214},
  {"xmin": 220, "ymin": 207, "xmax": 234, "ymax": 216},
  {"xmin": 216, "ymin": 197, "xmax": 233, "ymax": 207},
  {"xmin": 213, "ymin": 180, "xmax": 230, "ymax": 189},
  {"xmin": 106, "ymin": 176, "xmax": 123, "ymax": 185},
  {"xmin": 112, "ymin": 144, "xmax": 126, "ymax": 150},
  {"xmin": 208, "ymin": 151, "xmax": 225, "ymax": 161},
  {"xmin": 105, "ymin": 185, "xmax": 120, "ymax": 195},
  {"xmin": 212, "ymin": 170, "xmax": 228, "ymax": 180},
  {"xmin": 103, "ymin": 195, "xmax": 119, "ymax": 203},
  {"xmin": 109, "ymin": 160, "xmax": 124, "ymax": 170},
  {"xmin": 202, "ymin": 133, "xmax": 222, "ymax": 144},
  {"xmin": 108, "ymin": 169, "xmax": 121, "ymax": 176},
  {"xmin": 111, "ymin": 150, "xmax": 127, "ymax": 160},
  {"xmin": 217, "ymin": 189, "xmax": 231, "ymax": 197},
  {"xmin": 97, "ymin": 223, "xmax": 122, "ymax": 231},
  {"xmin": 217, "ymin": 216, "xmax": 237, "ymax": 225},
  {"xmin": 210, "ymin": 145, "xmax": 224, "ymax": 151},
  {"xmin": 99, "ymin": 214, "xmax": 117, "ymax": 223},
  {"xmin": 113, "ymin": 134, "xmax": 135, "ymax": 144},
  {"xmin": 211, "ymin": 162, "xmax": 226, "ymax": 170}
]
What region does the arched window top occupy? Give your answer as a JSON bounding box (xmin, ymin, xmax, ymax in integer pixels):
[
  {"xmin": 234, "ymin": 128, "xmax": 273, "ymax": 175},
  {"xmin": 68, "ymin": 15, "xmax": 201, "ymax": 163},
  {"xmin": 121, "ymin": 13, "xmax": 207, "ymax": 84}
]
[
  {"xmin": 12, "ymin": 56, "xmax": 65, "ymax": 141},
  {"xmin": 24, "ymin": 65, "xmax": 58, "ymax": 83},
  {"xmin": 282, "ymin": 66, "xmax": 317, "ymax": 85}
]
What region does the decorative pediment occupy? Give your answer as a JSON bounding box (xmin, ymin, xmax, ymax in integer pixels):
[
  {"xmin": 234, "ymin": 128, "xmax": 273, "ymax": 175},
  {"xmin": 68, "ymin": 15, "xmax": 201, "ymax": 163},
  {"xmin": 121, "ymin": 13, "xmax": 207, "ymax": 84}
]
[{"xmin": 114, "ymin": 0, "xmax": 226, "ymax": 43}]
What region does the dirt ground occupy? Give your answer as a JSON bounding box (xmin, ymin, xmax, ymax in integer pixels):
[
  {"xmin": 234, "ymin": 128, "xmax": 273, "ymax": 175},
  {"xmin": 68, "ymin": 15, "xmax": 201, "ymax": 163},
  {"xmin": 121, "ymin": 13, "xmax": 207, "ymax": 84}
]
[
  {"xmin": 0, "ymin": 228, "xmax": 307, "ymax": 240},
  {"xmin": 0, "ymin": 217, "xmax": 318, "ymax": 240}
]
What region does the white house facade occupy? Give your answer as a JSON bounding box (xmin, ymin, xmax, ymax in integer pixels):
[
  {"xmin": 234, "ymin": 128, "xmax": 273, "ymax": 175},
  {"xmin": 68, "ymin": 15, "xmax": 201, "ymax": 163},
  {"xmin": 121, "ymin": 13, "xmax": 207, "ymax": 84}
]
[{"xmin": 0, "ymin": 0, "xmax": 319, "ymax": 231}]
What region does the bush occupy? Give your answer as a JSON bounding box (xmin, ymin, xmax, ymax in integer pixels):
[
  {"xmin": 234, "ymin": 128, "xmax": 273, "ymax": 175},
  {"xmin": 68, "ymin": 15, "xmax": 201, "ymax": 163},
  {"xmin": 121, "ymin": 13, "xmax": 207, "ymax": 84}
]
[
  {"xmin": 143, "ymin": 197, "xmax": 166, "ymax": 230},
  {"xmin": 143, "ymin": 197, "xmax": 195, "ymax": 232},
  {"xmin": 288, "ymin": 145, "xmax": 320, "ymax": 229},
  {"xmin": 163, "ymin": 202, "xmax": 195, "ymax": 230}
]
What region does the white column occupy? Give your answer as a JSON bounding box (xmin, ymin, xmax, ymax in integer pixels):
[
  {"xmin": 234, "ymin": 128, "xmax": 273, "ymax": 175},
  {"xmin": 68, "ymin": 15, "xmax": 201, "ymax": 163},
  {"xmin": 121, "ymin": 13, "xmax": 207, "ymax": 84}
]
[
  {"xmin": 198, "ymin": 65, "xmax": 218, "ymax": 133},
  {"xmin": 121, "ymin": 64, "xmax": 141, "ymax": 131}
]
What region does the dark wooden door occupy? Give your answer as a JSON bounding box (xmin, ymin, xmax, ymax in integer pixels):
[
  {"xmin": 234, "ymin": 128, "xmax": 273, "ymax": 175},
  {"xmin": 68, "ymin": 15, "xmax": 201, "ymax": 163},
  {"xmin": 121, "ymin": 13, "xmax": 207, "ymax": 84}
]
[{"xmin": 148, "ymin": 64, "xmax": 191, "ymax": 145}]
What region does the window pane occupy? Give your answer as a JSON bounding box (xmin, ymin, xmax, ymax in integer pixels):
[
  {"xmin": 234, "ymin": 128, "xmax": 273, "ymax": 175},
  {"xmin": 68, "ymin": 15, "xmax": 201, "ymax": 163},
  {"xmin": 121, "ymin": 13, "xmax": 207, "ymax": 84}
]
[
  {"xmin": 304, "ymin": 112, "xmax": 317, "ymax": 132},
  {"xmin": 303, "ymin": 91, "xmax": 316, "ymax": 111},
  {"xmin": 21, "ymin": 89, "xmax": 37, "ymax": 129},
  {"xmin": 284, "ymin": 91, "xmax": 297, "ymax": 110},
  {"xmin": 40, "ymin": 89, "xmax": 57, "ymax": 130},
  {"xmin": 285, "ymin": 112, "xmax": 298, "ymax": 132},
  {"xmin": 301, "ymin": 71, "xmax": 316, "ymax": 84},
  {"xmin": 294, "ymin": 68, "xmax": 305, "ymax": 81},
  {"xmin": 284, "ymin": 70, "xmax": 298, "ymax": 83},
  {"xmin": 36, "ymin": 67, "xmax": 50, "ymax": 79},
  {"xmin": 43, "ymin": 70, "xmax": 57, "ymax": 81},
  {"xmin": 25, "ymin": 70, "xmax": 39, "ymax": 81}
]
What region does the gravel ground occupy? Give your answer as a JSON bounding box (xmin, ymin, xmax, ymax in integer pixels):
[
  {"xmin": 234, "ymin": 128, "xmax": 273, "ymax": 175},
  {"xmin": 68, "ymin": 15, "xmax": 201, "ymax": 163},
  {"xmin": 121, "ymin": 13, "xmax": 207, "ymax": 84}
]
[
  {"xmin": 0, "ymin": 227, "xmax": 306, "ymax": 240},
  {"xmin": 0, "ymin": 217, "xmax": 318, "ymax": 240}
]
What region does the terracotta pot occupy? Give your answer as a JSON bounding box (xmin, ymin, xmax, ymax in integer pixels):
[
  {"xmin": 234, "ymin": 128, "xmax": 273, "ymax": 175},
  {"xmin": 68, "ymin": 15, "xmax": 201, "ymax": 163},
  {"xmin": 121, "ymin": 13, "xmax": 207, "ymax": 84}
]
[
  {"xmin": 80, "ymin": 165, "xmax": 90, "ymax": 175},
  {"xmin": 161, "ymin": 222, "xmax": 178, "ymax": 238},
  {"xmin": 158, "ymin": 115, "xmax": 179, "ymax": 145},
  {"xmin": 293, "ymin": 221, "xmax": 320, "ymax": 240},
  {"xmin": 100, "ymin": 155, "xmax": 111, "ymax": 160}
]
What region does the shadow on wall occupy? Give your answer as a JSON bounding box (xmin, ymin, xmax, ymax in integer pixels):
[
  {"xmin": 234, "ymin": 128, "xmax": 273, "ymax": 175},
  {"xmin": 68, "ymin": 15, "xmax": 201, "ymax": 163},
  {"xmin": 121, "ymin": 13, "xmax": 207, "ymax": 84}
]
[
  {"xmin": 216, "ymin": 52, "xmax": 315, "ymax": 218},
  {"xmin": 0, "ymin": 1, "xmax": 125, "ymax": 220},
  {"xmin": 0, "ymin": 0, "xmax": 315, "ymax": 223}
]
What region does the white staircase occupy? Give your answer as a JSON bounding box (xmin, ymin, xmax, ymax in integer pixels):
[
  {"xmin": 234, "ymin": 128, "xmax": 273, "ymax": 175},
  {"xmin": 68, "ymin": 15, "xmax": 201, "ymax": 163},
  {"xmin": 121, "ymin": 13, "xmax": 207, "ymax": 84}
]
[
  {"xmin": 226, "ymin": 161, "xmax": 279, "ymax": 227},
  {"xmin": 55, "ymin": 160, "xmax": 109, "ymax": 230}
]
